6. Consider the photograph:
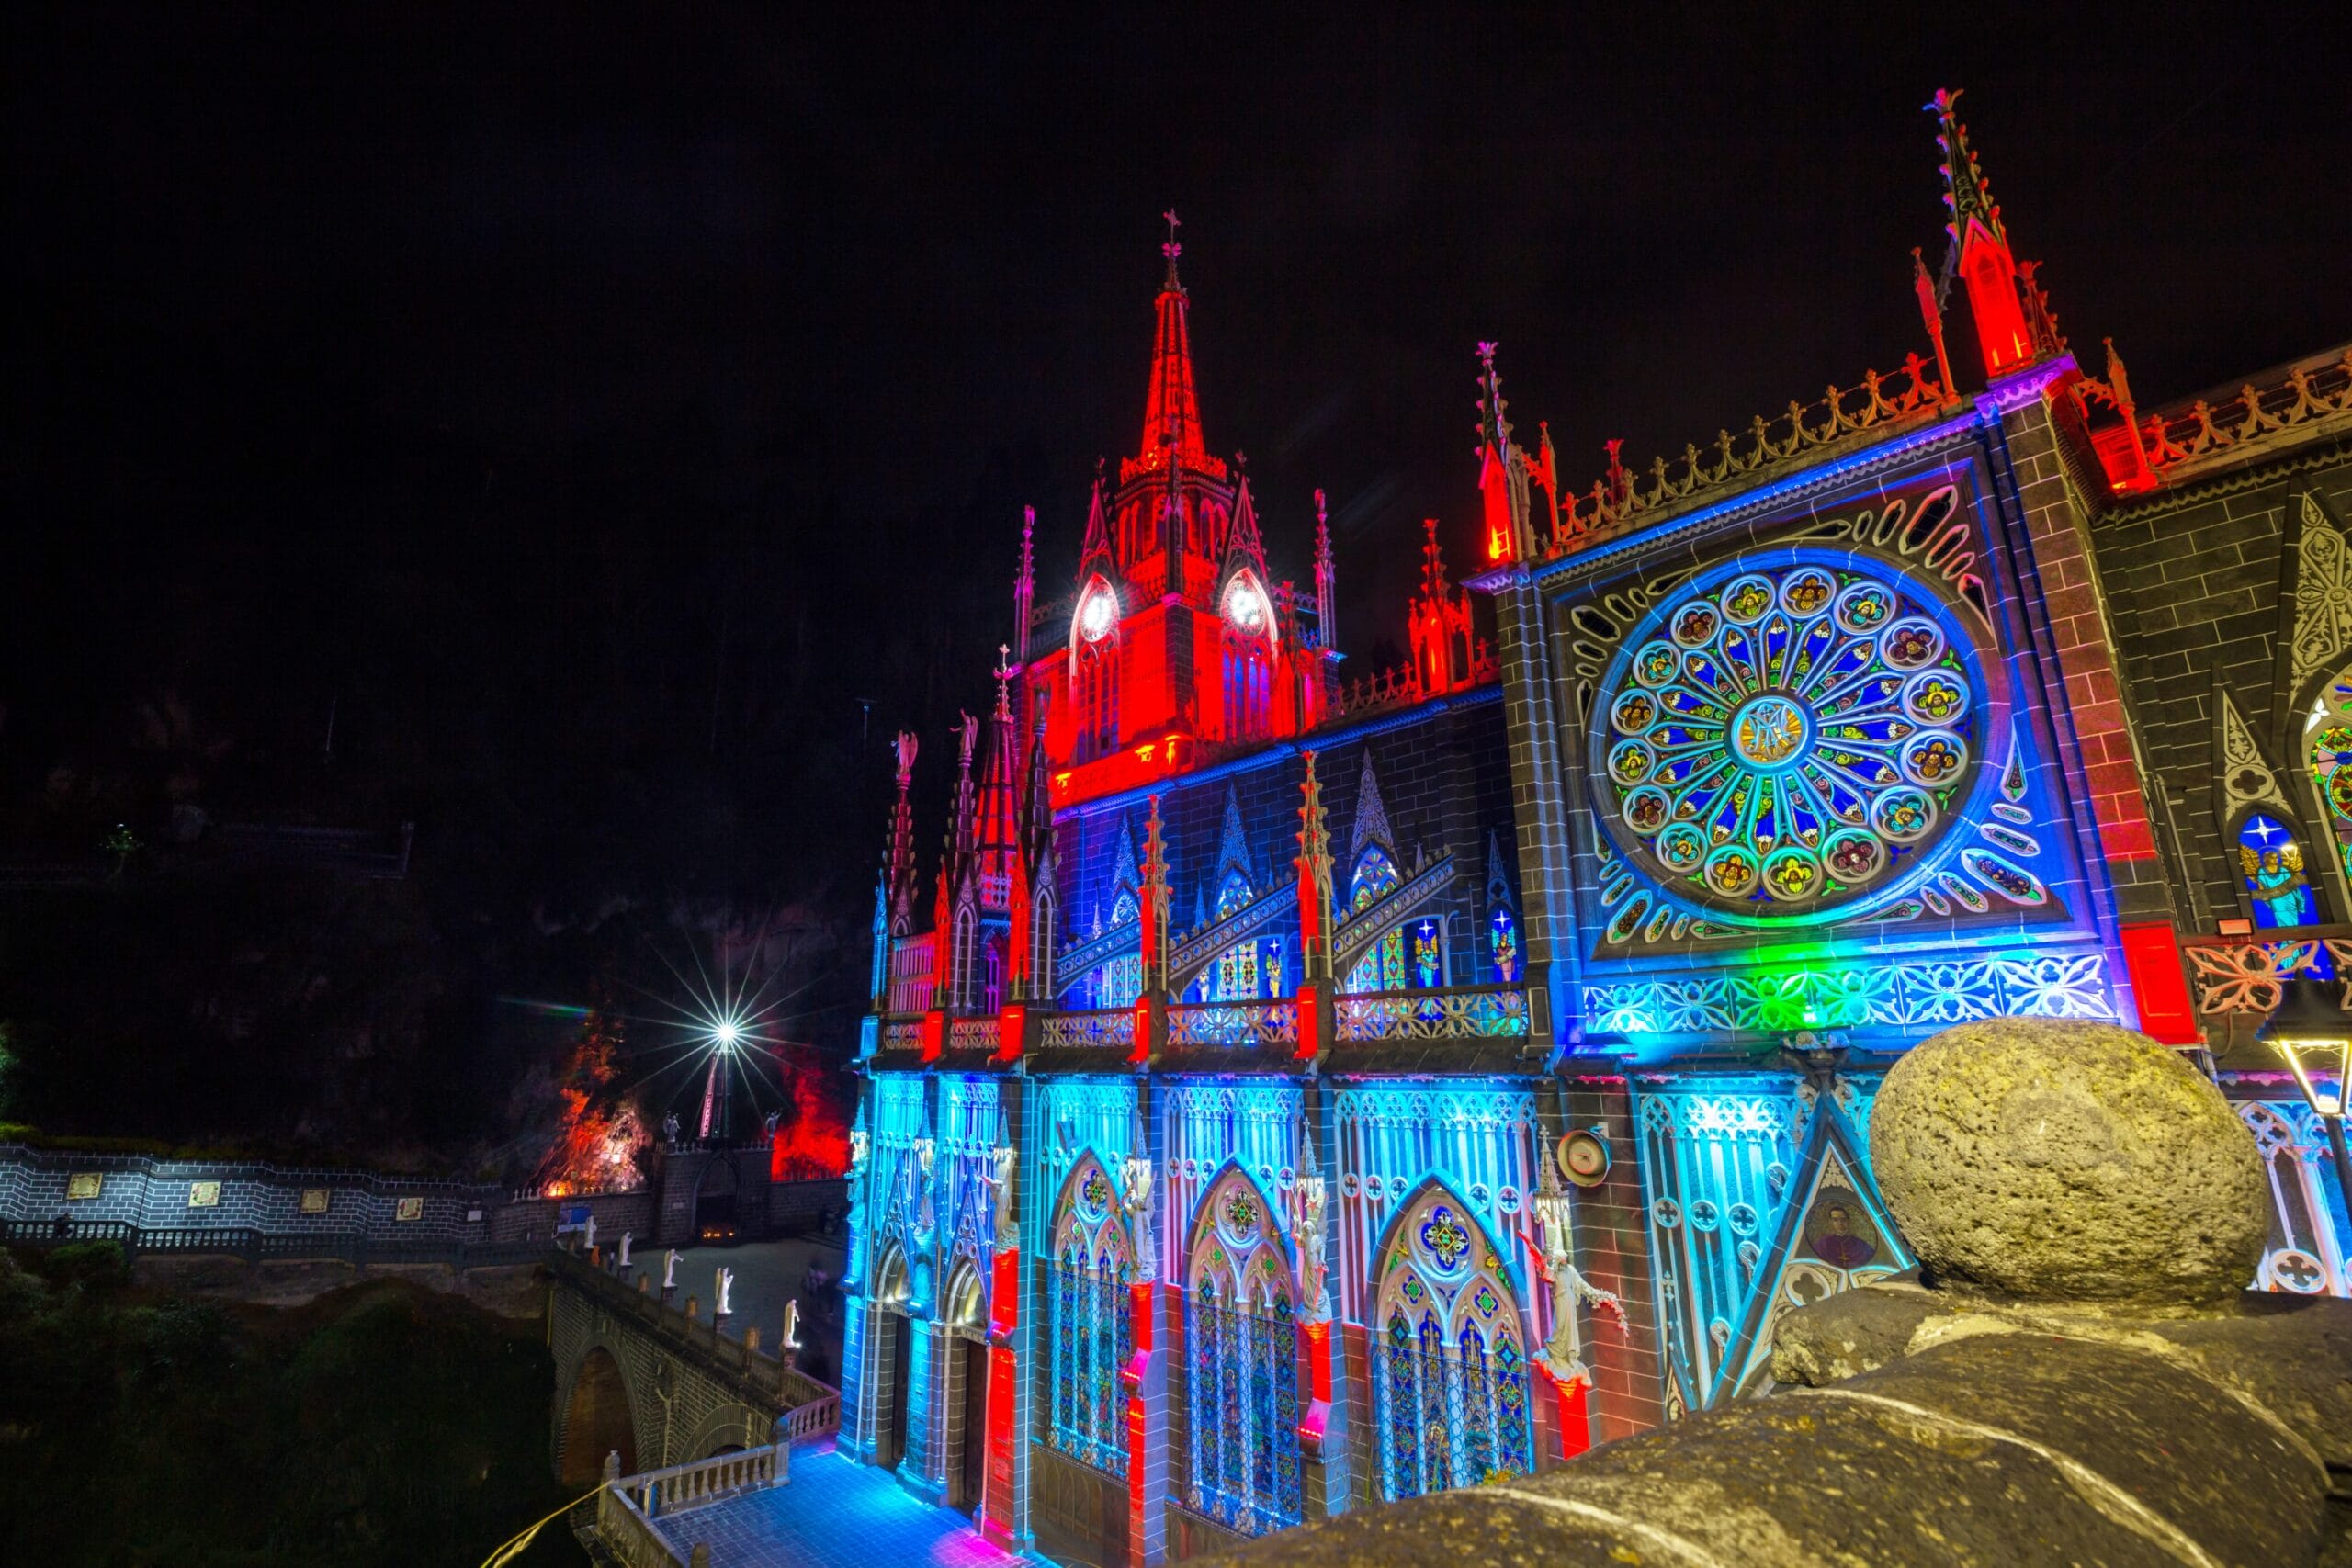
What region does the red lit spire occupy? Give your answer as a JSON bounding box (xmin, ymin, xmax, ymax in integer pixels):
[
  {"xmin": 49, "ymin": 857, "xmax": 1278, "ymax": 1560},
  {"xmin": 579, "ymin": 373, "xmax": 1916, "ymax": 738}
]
[
  {"xmin": 1928, "ymin": 88, "xmax": 2035, "ymax": 379},
  {"xmin": 1140, "ymin": 210, "xmax": 1208, "ymax": 468},
  {"xmin": 972, "ymin": 650, "xmax": 1021, "ymax": 912},
  {"xmin": 1312, "ymin": 488, "xmax": 1336, "ymax": 647}
]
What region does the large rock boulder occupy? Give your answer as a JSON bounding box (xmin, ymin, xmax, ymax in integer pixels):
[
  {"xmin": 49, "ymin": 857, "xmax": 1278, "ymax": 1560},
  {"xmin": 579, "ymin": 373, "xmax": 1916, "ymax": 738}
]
[{"xmin": 1870, "ymin": 1018, "xmax": 2266, "ymax": 1307}]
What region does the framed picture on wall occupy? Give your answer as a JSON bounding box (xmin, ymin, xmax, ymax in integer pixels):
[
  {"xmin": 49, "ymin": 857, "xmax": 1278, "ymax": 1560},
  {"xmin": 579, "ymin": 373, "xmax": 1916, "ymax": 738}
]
[
  {"xmin": 187, "ymin": 1180, "xmax": 221, "ymax": 1208},
  {"xmin": 65, "ymin": 1172, "xmax": 103, "ymax": 1201},
  {"xmin": 300, "ymin": 1188, "xmax": 332, "ymax": 1215},
  {"xmin": 394, "ymin": 1197, "xmax": 424, "ymax": 1223}
]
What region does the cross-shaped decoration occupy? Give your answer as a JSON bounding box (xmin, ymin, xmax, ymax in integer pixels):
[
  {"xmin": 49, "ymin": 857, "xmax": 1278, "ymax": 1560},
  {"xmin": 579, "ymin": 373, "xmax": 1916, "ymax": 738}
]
[
  {"xmin": 1477, "ymin": 340, "xmax": 1499, "ymax": 367},
  {"xmin": 2249, "ymin": 817, "xmax": 2287, "ymax": 846},
  {"xmin": 2276, "ymin": 1249, "xmax": 2324, "ymax": 1292},
  {"xmin": 994, "ymin": 643, "xmax": 1015, "ymax": 682},
  {"xmin": 1162, "ymin": 208, "xmax": 1182, "ymax": 262}
]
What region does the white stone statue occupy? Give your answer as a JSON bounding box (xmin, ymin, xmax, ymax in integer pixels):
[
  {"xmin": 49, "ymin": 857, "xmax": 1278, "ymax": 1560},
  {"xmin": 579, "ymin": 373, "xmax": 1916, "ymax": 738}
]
[
  {"xmin": 618, "ymin": 1230, "xmax": 632, "ymax": 1270},
  {"xmin": 662, "ymin": 1111, "xmax": 682, "ymax": 1145},
  {"xmin": 1120, "ymin": 1149, "xmax": 1157, "ymax": 1279},
  {"xmin": 717, "ymin": 1267, "xmax": 735, "ymax": 1317},
  {"xmin": 583, "ymin": 1213, "xmax": 596, "ymax": 1252},
  {"xmin": 662, "ymin": 1248, "xmax": 679, "ymax": 1291},
  {"xmin": 783, "ymin": 1298, "xmax": 803, "ymax": 1351},
  {"xmin": 989, "ymin": 1141, "xmax": 1019, "ymax": 1253},
  {"xmin": 1293, "ymin": 1173, "xmax": 1330, "ymax": 1325},
  {"xmin": 1529, "ymin": 1151, "xmax": 1622, "ymax": 1388},
  {"xmin": 848, "ymin": 1127, "xmax": 870, "ymax": 1173}
]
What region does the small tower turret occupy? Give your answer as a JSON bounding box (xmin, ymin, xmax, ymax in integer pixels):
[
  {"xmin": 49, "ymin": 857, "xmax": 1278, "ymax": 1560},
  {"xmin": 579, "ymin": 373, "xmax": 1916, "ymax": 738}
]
[{"xmin": 1928, "ymin": 88, "xmax": 2035, "ymax": 380}]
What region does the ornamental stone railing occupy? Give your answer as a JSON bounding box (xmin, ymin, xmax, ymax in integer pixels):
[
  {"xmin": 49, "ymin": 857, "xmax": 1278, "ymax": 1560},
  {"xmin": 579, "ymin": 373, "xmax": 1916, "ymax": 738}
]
[
  {"xmin": 2139, "ymin": 344, "xmax": 2352, "ymax": 477},
  {"xmin": 1038, "ymin": 1008, "xmax": 1136, "ymax": 1052},
  {"xmin": 1165, "ymin": 999, "xmax": 1299, "ymax": 1050},
  {"xmin": 878, "ymin": 1015, "xmax": 926, "ymax": 1054},
  {"xmin": 1547, "ymin": 353, "xmax": 1952, "ymax": 556},
  {"xmin": 2178, "ymin": 928, "xmax": 2352, "ymax": 1051},
  {"xmin": 948, "ymin": 1016, "xmax": 999, "ymax": 1055},
  {"xmin": 1332, "ymin": 984, "xmax": 1530, "ymax": 1043}
]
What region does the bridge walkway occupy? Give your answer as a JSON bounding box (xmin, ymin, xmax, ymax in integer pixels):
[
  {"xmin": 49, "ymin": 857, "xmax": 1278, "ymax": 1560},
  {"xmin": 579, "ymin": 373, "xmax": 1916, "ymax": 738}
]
[{"xmin": 654, "ymin": 1438, "xmax": 1021, "ymax": 1568}]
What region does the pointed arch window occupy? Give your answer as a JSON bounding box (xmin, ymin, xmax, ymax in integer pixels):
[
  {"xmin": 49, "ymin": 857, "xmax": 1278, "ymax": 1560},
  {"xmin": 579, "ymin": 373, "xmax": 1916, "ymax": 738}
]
[
  {"xmin": 1032, "ymin": 888, "xmax": 1057, "ymax": 1002},
  {"xmin": 952, "ymin": 904, "xmax": 980, "ymax": 1012},
  {"xmin": 2303, "ymin": 669, "xmax": 2352, "ymax": 911},
  {"xmin": 1184, "ymin": 1167, "xmax": 1301, "ymax": 1534},
  {"xmin": 2240, "ymin": 1101, "xmax": 2351, "ymax": 1296},
  {"xmin": 1046, "ymin": 1155, "xmax": 1136, "ymax": 1474},
  {"xmin": 1098, "ymin": 888, "xmax": 1142, "ymax": 1009},
  {"xmin": 2235, "ymin": 812, "xmax": 2322, "ymax": 929},
  {"xmin": 1343, "ymin": 846, "xmax": 1407, "ymax": 993},
  {"xmin": 1370, "ymin": 1184, "xmax": 1532, "ymax": 1500},
  {"xmin": 1212, "ymin": 870, "xmax": 1265, "ymax": 1000}
]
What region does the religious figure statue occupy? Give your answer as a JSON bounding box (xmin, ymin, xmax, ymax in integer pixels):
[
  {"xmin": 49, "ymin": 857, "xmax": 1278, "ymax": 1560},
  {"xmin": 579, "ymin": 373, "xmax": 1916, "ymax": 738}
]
[
  {"xmin": 1120, "ymin": 1148, "xmax": 1157, "ymax": 1279},
  {"xmin": 582, "ymin": 1213, "xmax": 596, "ymax": 1252},
  {"xmin": 1528, "ymin": 1150, "xmax": 1622, "ymax": 1388},
  {"xmin": 662, "ymin": 1111, "xmax": 682, "ymax": 1145},
  {"xmin": 989, "ymin": 1140, "xmax": 1019, "ymax": 1253},
  {"xmin": 662, "ymin": 1248, "xmax": 679, "ymax": 1291},
  {"xmin": 1294, "ymin": 1173, "xmax": 1330, "ymax": 1325},
  {"xmin": 848, "ymin": 1125, "xmax": 869, "ymax": 1173},
  {"xmin": 783, "ymin": 1298, "xmax": 803, "ymax": 1351},
  {"xmin": 617, "ymin": 1230, "xmax": 632, "ymax": 1270},
  {"xmin": 763, "ymin": 1109, "xmax": 783, "ymax": 1141},
  {"xmin": 910, "ymin": 1135, "xmax": 937, "ymax": 1236},
  {"xmin": 717, "ymin": 1267, "xmax": 735, "ymax": 1317}
]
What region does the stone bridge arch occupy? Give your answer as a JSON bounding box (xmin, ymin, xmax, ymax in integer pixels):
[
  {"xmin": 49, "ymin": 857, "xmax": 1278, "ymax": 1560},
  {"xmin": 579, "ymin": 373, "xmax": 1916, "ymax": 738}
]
[
  {"xmin": 544, "ymin": 1253, "xmax": 839, "ymax": 1479},
  {"xmin": 555, "ymin": 1340, "xmax": 640, "ymax": 1485}
]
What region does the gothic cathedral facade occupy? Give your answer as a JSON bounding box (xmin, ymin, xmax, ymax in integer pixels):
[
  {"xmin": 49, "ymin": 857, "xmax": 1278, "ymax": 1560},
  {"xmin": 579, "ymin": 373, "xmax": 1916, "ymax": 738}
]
[{"xmin": 839, "ymin": 90, "xmax": 2352, "ymax": 1563}]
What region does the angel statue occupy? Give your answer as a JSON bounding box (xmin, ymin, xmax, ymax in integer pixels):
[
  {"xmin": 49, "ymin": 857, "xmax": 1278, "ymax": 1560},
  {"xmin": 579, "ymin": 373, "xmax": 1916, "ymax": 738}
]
[
  {"xmin": 1120, "ymin": 1148, "xmax": 1158, "ymax": 1279},
  {"xmin": 1526, "ymin": 1146, "xmax": 1623, "ymax": 1389},
  {"xmin": 989, "ymin": 1141, "xmax": 1020, "ymax": 1254},
  {"xmin": 1293, "ymin": 1173, "xmax": 1330, "ymax": 1325}
]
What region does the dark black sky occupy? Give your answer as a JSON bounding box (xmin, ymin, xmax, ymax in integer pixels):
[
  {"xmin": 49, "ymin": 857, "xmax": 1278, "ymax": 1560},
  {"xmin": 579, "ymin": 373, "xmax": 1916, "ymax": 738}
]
[
  {"xmin": 1, "ymin": 3, "xmax": 2346, "ymax": 1149},
  {"xmin": 13, "ymin": 5, "xmax": 2348, "ymax": 659}
]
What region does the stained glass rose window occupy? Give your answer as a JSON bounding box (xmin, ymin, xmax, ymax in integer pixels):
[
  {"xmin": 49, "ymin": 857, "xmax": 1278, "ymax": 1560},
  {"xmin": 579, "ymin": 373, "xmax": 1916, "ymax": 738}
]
[{"xmin": 1594, "ymin": 557, "xmax": 1984, "ymax": 916}]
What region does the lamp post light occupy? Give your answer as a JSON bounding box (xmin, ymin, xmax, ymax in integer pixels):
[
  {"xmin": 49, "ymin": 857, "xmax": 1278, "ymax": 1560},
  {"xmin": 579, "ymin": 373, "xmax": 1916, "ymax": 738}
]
[{"xmin": 2258, "ymin": 976, "xmax": 2352, "ymax": 1209}]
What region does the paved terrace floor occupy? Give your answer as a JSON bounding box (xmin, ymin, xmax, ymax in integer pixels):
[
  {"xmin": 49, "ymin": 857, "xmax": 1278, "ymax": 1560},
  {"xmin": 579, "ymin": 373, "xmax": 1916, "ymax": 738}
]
[{"xmin": 650, "ymin": 1439, "xmax": 1025, "ymax": 1568}]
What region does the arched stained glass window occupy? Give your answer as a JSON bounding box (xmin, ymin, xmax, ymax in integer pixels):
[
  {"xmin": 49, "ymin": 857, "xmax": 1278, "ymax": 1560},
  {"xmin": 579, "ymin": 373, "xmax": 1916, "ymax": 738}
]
[
  {"xmin": 1371, "ymin": 1184, "xmax": 1533, "ymax": 1500},
  {"xmin": 1184, "ymin": 1167, "xmax": 1300, "ymax": 1535},
  {"xmin": 1046, "ymin": 1155, "xmax": 1136, "ymax": 1475},
  {"xmin": 1098, "ymin": 889, "xmax": 1141, "ymax": 1009},
  {"xmin": 1212, "ymin": 870, "xmax": 1264, "ymax": 1000},
  {"xmin": 2306, "ymin": 674, "xmax": 2352, "ymax": 903},
  {"xmin": 1489, "ymin": 906, "xmax": 1521, "ymax": 983},
  {"xmin": 2235, "ymin": 812, "xmax": 2321, "ymax": 929},
  {"xmin": 1345, "ymin": 846, "xmax": 1407, "ymax": 993}
]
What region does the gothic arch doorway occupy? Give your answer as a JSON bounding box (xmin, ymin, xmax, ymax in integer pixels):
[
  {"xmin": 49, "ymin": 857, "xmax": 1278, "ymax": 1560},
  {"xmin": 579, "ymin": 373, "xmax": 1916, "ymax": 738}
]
[
  {"xmin": 560, "ymin": 1346, "xmax": 638, "ymax": 1486},
  {"xmin": 870, "ymin": 1244, "xmax": 914, "ymax": 1472},
  {"xmin": 695, "ymin": 1156, "xmax": 741, "ymax": 1242},
  {"xmin": 942, "ymin": 1258, "xmax": 989, "ymax": 1515}
]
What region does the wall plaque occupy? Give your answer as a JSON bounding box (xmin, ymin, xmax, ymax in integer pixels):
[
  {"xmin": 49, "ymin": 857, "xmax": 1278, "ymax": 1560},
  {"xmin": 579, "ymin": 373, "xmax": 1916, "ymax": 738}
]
[
  {"xmin": 187, "ymin": 1180, "xmax": 220, "ymax": 1208},
  {"xmin": 65, "ymin": 1172, "xmax": 103, "ymax": 1201},
  {"xmin": 300, "ymin": 1188, "xmax": 332, "ymax": 1215},
  {"xmin": 394, "ymin": 1196, "xmax": 424, "ymax": 1223}
]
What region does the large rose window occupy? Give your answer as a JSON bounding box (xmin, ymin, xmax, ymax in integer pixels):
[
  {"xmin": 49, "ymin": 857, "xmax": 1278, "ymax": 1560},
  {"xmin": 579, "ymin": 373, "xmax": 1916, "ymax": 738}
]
[{"xmin": 1594, "ymin": 558, "xmax": 1984, "ymax": 917}]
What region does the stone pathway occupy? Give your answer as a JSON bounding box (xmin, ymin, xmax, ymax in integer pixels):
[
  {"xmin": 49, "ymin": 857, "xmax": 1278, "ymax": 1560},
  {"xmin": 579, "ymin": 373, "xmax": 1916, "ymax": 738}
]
[{"xmin": 651, "ymin": 1439, "xmax": 1026, "ymax": 1568}]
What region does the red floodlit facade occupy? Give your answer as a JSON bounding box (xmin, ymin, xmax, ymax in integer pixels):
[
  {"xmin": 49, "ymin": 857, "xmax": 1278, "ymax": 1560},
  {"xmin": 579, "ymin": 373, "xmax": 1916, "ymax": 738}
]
[{"xmin": 1022, "ymin": 233, "xmax": 1341, "ymax": 809}]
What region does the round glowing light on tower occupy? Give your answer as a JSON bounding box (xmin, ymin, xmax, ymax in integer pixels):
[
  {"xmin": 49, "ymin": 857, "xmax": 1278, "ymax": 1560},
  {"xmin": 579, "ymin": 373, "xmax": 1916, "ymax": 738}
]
[
  {"xmin": 712, "ymin": 1018, "xmax": 741, "ymax": 1053},
  {"xmin": 1080, "ymin": 588, "xmax": 1117, "ymax": 643},
  {"xmin": 1226, "ymin": 579, "xmax": 1264, "ymax": 631}
]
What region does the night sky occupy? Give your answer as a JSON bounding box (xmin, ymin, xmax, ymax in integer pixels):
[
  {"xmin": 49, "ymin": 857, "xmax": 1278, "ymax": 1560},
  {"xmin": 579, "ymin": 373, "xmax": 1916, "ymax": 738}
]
[{"xmin": 2, "ymin": 5, "xmax": 2346, "ymax": 1154}]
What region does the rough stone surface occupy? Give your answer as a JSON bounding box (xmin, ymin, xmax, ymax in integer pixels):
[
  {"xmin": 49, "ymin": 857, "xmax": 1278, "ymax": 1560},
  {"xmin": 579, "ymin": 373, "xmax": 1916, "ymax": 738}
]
[
  {"xmin": 1199, "ymin": 1307, "xmax": 2342, "ymax": 1567},
  {"xmin": 1871, "ymin": 1018, "xmax": 2267, "ymax": 1305}
]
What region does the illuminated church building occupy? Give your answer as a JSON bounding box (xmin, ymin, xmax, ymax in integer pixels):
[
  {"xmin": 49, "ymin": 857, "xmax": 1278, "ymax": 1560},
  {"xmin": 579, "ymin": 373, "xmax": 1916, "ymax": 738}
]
[{"xmin": 841, "ymin": 93, "xmax": 2352, "ymax": 1564}]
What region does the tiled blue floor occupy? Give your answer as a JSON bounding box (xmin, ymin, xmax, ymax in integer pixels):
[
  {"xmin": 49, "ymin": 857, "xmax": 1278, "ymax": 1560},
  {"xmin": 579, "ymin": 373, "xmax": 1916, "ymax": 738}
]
[{"xmin": 650, "ymin": 1440, "xmax": 1027, "ymax": 1568}]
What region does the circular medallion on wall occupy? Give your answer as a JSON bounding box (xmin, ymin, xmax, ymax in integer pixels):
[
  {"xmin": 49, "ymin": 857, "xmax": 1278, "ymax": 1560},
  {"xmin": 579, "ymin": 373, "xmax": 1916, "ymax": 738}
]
[
  {"xmin": 1558, "ymin": 1128, "xmax": 1611, "ymax": 1188},
  {"xmin": 1591, "ymin": 553, "xmax": 1991, "ymax": 922}
]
